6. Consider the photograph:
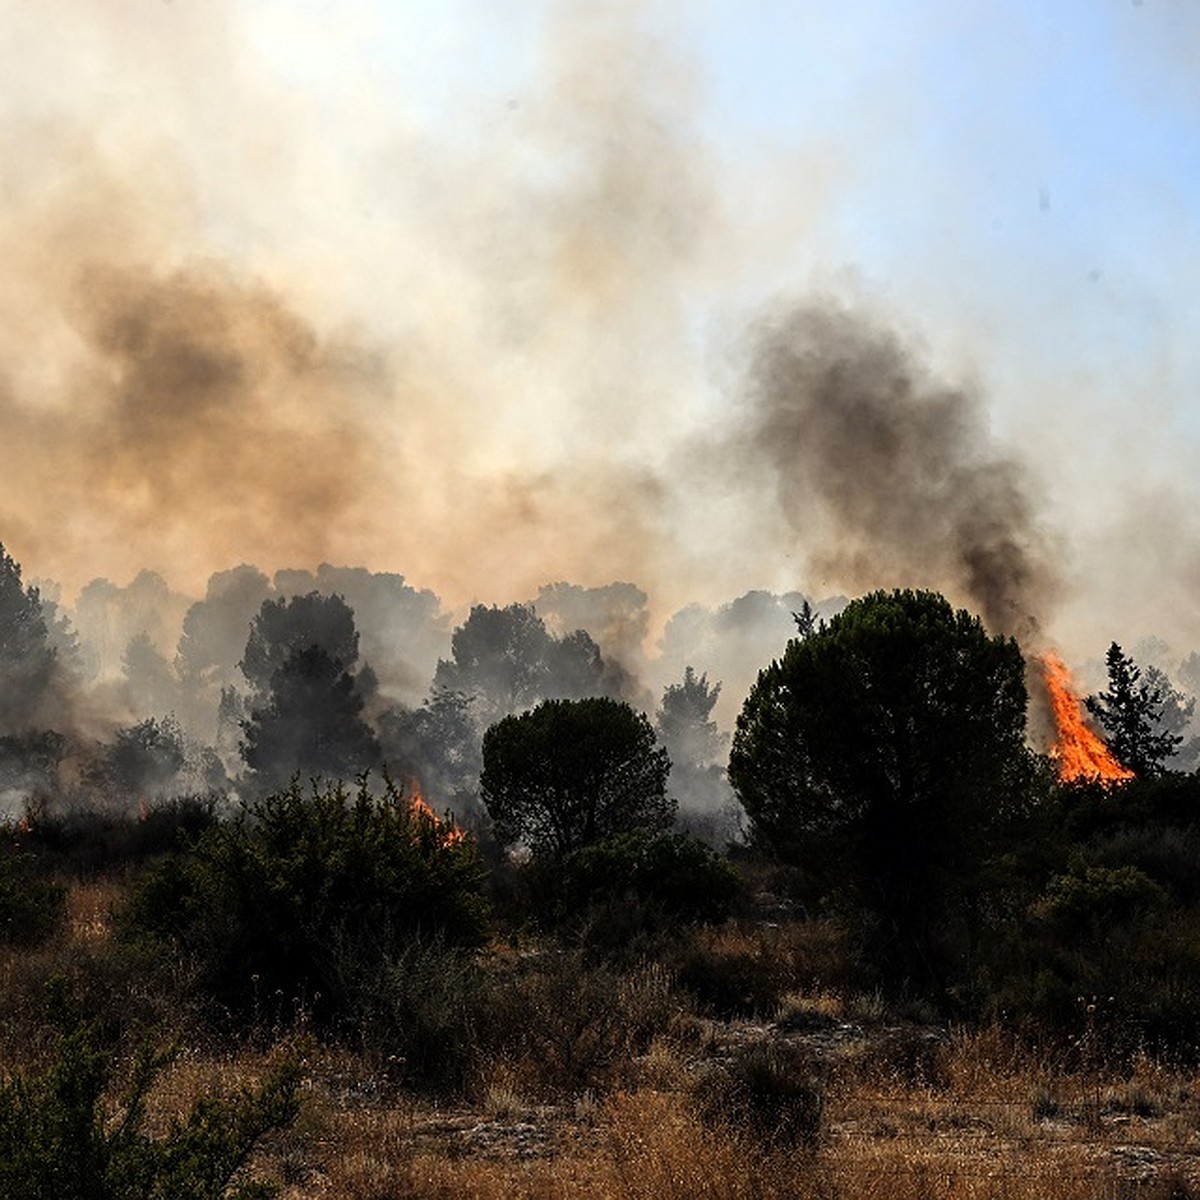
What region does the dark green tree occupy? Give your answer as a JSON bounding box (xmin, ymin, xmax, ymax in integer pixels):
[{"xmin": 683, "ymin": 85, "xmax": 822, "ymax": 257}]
[
  {"xmin": 433, "ymin": 604, "xmax": 618, "ymax": 730},
  {"xmin": 1085, "ymin": 642, "xmax": 1182, "ymax": 778},
  {"xmin": 240, "ymin": 646, "xmax": 380, "ymax": 796},
  {"xmin": 729, "ymin": 589, "xmax": 1032, "ymax": 987},
  {"xmin": 0, "ymin": 544, "xmax": 55, "ymax": 731},
  {"xmin": 480, "ymin": 697, "xmax": 672, "ymax": 857}
]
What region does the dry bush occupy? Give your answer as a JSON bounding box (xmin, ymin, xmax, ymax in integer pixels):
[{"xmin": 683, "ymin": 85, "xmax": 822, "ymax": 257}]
[
  {"xmin": 496, "ymin": 955, "xmax": 679, "ymax": 1099},
  {"xmin": 673, "ymin": 917, "xmax": 856, "ymax": 1018}
]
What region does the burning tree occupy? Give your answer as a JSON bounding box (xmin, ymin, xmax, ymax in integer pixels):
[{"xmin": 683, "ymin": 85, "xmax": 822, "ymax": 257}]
[{"xmin": 1038, "ymin": 651, "xmax": 1133, "ymax": 783}]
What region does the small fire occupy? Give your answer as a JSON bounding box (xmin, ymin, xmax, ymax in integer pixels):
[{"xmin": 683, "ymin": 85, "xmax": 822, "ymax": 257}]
[
  {"xmin": 1038, "ymin": 652, "xmax": 1133, "ymax": 784},
  {"xmin": 407, "ymin": 780, "xmax": 467, "ymax": 849}
]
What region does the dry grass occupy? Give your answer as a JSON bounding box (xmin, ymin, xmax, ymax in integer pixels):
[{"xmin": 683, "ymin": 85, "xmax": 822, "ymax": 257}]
[
  {"xmin": 185, "ymin": 1025, "xmax": 1197, "ymax": 1200},
  {"xmin": 7, "ymin": 896, "xmax": 1200, "ymax": 1198}
]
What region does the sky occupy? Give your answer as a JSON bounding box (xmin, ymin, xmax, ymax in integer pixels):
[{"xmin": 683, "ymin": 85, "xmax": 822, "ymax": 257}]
[{"xmin": 1, "ymin": 0, "xmax": 1199, "ymax": 668}]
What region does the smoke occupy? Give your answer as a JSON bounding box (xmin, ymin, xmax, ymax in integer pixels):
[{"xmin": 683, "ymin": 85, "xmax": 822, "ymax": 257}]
[
  {"xmin": 742, "ymin": 302, "xmax": 1061, "ymax": 642},
  {"xmin": 3, "ymin": 0, "xmax": 1198, "ymax": 763},
  {"xmin": 0, "ymin": 0, "xmax": 724, "ymax": 614}
]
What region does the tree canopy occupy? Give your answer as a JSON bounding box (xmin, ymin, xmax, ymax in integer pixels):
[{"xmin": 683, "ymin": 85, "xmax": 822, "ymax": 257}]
[
  {"xmin": 239, "ymin": 595, "xmax": 379, "ymax": 794},
  {"xmin": 480, "ymin": 697, "xmax": 672, "ymax": 857},
  {"xmin": 433, "ymin": 604, "xmax": 619, "ymax": 730},
  {"xmin": 729, "ymin": 588, "xmax": 1031, "ymax": 984},
  {"xmin": 1085, "ymin": 643, "xmax": 1183, "ymax": 778},
  {"xmin": 0, "ymin": 544, "xmax": 55, "ymax": 732}
]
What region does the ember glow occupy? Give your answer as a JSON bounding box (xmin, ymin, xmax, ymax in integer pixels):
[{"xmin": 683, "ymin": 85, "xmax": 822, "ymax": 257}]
[
  {"xmin": 408, "ymin": 782, "xmax": 466, "ymax": 849},
  {"xmin": 1038, "ymin": 652, "xmax": 1134, "ymax": 784}
]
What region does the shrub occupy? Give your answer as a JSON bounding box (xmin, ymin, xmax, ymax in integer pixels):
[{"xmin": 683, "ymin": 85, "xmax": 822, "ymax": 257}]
[
  {"xmin": 350, "ymin": 936, "xmax": 496, "ymax": 1095},
  {"xmin": 559, "ymin": 831, "xmax": 740, "ymax": 924},
  {"xmin": 0, "ymin": 1021, "xmax": 298, "ymax": 1200},
  {"xmin": 692, "ymin": 1041, "xmax": 825, "ymax": 1148},
  {"xmin": 18, "ymin": 795, "xmax": 220, "ymax": 878},
  {"xmin": 120, "ymin": 776, "xmax": 488, "ymax": 1034},
  {"xmin": 0, "ymin": 831, "xmax": 65, "ymax": 947},
  {"xmin": 522, "ymin": 830, "xmax": 742, "ymax": 962}
]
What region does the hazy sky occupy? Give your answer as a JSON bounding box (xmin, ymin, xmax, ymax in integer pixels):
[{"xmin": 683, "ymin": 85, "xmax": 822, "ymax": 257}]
[{"xmin": 2, "ymin": 0, "xmax": 1198, "ymax": 664}]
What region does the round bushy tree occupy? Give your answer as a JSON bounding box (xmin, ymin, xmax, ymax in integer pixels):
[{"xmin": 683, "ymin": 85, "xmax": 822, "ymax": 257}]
[
  {"xmin": 730, "ymin": 588, "xmax": 1032, "ymax": 987},
  {"xmin": 480, "ymin": 697, "xmax": 672, "ymax": 858}
]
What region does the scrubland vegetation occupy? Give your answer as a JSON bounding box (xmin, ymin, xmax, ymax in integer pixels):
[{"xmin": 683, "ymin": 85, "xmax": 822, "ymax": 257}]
[
  {"xmin": 4, "ymin": 766, "xmax": 1200, "ymax": 1197},
  {"xmin": 5, "ymin": 546, "xmax": 1200, "ymax": 1195}
]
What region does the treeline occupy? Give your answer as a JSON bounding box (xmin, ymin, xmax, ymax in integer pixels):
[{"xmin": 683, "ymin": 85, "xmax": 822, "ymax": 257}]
[{"xmin": 3, "ymin": 582, "xmax": 1200, "ymax": 1052}]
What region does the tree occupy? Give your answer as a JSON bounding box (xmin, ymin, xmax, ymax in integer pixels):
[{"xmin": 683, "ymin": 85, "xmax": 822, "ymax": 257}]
[
  {"xmin": 240, "ymin": 592, "xmax": 359, "ymax": 702},
  {"xmin": 655, "ymin": 668, "xmax": 732, "ymax": 819},
  {"xmin": 86, "ymin": 716, "xmax": 186, "ymax": 802},
  {"xmin": 433, "ymin": 604, "xmax": 618, "ymax": 730},
  {"xmin": 480, "ymin": 697, "xmax": 672, "ymax": 857},
  {"xmin": 729, "ymin": 589, "xmax": 1031, "ymax": 986},
  {"xmin": 238, "ymin": 595, "xmax": 379, "ymax": 795},
  {"xmin": 377, "ymin": 687, "xmax": 482, "ymax": 806},
  {"xmin": 1085, "ymin": 643, "xmax": 1182, "ymax": 778},
  {"xmin": 0, "ymin": 544, "xmax": 55, "ymax": 731},
  {"xmin": 240, "ymin": 646, "xmax": 380, "ymax": 796}
]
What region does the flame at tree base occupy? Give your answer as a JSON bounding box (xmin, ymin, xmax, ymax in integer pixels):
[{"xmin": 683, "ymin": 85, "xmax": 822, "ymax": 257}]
[
  {"xmin": 1038, "ymin": 652, "xmax": 1134, "ymax": 784},
  {"xmin": 408, "ymin": 781, "xmax": 467, "ymax": 848}
]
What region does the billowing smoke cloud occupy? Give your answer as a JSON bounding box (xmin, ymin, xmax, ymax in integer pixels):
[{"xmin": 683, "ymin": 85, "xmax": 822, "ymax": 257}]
[
  {"xmin": 742, "ymin": 302, "xmax": 1061, "ymax": 642},
  {"xmin": 0, "ymin": 0, "xmax": 722, "ymax": 615}
]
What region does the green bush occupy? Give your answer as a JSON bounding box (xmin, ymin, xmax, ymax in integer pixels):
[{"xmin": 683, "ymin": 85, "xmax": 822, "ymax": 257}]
[
  {"xmin": 0, "ymin": 1022, "xmax": 298, "ymax": 1200},
  {"xmin": 519, "ymin": 831, "xmax": 741, "ymax": 962},
  {"xmin": 120, "ymin": 776, "xmax": 488, "ymax": 1034},
  {"xmin": 559, "ymin": 831, "xmax": 740, "ymax": 924}
]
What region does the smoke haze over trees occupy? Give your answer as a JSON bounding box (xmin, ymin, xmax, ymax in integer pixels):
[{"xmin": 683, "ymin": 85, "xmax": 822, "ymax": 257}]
[{"xmin": 2, "ymin": 0, "xmax": 1199, "ymax": 681}]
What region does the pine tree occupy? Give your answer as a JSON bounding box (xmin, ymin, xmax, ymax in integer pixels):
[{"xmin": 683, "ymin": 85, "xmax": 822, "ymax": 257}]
[
  {"xmin": 1085, "ymin": 642, "xmax": 1181, "ymax": 778},
  {"xmin": 0, "ymin": 544, "xmax": 55, "ymax": 731}
]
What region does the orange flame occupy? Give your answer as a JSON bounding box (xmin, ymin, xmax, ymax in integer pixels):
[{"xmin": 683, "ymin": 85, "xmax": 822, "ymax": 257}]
[
  {"xmin": 407, "ymin": 780, "xmax": 467, "ymax": 848},
  {"xmin": 1038, "ymin": 652, "xmax": 1133, "ymax": 784}
]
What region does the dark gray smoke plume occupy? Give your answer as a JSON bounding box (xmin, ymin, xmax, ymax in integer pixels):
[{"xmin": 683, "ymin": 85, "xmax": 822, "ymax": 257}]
[{"xmin": 745, "ymin": 303, "xmax": 1060, "ymax": 641}]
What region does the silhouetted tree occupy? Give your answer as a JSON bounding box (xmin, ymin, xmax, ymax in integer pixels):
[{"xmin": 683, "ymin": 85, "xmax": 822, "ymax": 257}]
[
  {"xmin": 1086, "ymin": 643, "xmax": 1182, "ymax": 778},
  {"xmin": 481, "ymin": 697, "xmax": 672, "ymax": 857},
  {"xmin": 240, "ymin": 592, "xmax": 360, "ymax": 702},
  {"xmin": 122, "ymin": 632, "xmax": 178, "ymax": 720},
  {"xmin": 241, "ymin": 646, "xmax": 380, "ymax": 796},
  {"xmin": 730, "ymin": 589, "xmax": 1032, "ymax": 987},
  {"xmin": 238, "ymin": 595, "xmax": 379, "ymax": 794},
  {"xmin": 655, "ymin": 667, "xmax": 731, "ymax": 816},
  {"xmin": 86, "ymin": 716, "xmax": 187, "ymax": 802},
  {"xmin": 377, "ymin": 687, "xmax": 481, "ymax": 805},
  {"xmin": 433, "ymin": 603, "xmax": 617, "ymax": 729},
  {"xmin": 0, "ymin": 544, "xmax": 55, "ymax": 731}
]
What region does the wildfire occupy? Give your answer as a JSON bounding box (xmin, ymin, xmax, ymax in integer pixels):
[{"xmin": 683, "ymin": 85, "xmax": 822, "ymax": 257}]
[
  {"xmin": 1038, "ymin": 652, "xmax": 1133, "ymax": 784},
  {"xmin": 407, "ymin": 781, "xmax": 467, "ymax": 848}
]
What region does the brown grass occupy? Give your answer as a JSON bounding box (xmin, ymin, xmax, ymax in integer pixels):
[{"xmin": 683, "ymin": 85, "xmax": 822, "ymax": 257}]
[{"xmin": 7, "ymin": 897, "xmax": 1200, "ymax": 1199}]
